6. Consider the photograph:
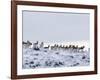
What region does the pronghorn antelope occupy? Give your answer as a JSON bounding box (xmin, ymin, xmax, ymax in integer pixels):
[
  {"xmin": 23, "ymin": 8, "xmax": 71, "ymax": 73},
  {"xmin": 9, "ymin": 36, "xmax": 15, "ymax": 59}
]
[
  {"xmin": 33, "ymin": 41, "xmax": 40, "ymax": 50},
  {"xmin": 23, "ymin": 41, "xmax": 85, "ymax": 52},
  {"xmin": 22, "ymin": 41, "xmax": 32, "ymax": 48}
]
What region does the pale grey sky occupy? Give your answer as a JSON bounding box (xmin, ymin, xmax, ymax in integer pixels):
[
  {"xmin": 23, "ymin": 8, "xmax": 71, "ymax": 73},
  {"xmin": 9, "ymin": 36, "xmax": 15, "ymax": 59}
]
[{"xmin": 23, "ymin": 11, "xmax": 90, "ymax": 42}]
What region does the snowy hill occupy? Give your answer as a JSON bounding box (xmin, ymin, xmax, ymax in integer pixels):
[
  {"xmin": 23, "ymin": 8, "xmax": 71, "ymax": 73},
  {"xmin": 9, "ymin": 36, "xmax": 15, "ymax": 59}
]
[{"xmin": 22, "ymin": 40, "xmax": 90, "ymax": 69}]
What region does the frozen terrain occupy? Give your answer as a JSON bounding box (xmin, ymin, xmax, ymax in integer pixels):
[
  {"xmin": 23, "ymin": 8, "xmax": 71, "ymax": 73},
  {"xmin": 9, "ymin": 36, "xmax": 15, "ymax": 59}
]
[{"xmin": 22, "ymin": 46, "xmax": 90, "ymax": 69}]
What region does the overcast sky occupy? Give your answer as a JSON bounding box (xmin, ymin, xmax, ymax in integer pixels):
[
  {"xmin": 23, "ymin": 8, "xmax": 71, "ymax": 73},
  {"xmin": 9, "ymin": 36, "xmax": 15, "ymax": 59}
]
[{"xmin": 23, "ymin": 11, "xmax": 90, "ymax": 42}]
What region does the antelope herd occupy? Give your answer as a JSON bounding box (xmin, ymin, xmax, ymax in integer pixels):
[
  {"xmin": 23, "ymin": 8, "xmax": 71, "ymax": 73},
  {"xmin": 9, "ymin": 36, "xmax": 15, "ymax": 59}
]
[{"xmin": 23, "ymin": 41, "xmax": 85, "ymax": 52}]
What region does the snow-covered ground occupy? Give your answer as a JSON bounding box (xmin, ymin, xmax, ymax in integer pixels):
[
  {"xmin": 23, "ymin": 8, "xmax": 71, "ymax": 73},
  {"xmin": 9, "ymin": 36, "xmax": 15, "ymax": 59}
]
[{"xmin": 22, "ymin": 47, "xmax": 90, "ymax": 69}]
